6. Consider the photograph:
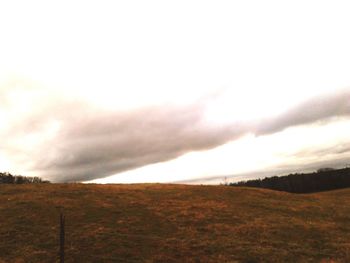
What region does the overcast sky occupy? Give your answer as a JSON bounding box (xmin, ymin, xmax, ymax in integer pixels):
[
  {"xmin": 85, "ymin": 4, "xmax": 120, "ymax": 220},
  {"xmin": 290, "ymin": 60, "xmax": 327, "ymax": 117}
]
[{"xmin": 1, "ymin": 1, "xmax": 350, "ymax": 183}]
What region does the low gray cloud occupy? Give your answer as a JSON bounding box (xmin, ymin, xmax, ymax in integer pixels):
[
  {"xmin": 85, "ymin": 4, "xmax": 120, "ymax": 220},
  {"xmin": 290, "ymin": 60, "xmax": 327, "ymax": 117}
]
[
  {"xmin": 255, "ymin": 89, "xmax": 350, "ymax": 135},
  {"xmin": 1, "ymin": 86, "xmax": 350, "ymax": 182},
  {"xmin": 31, "ymin": 103, "xmax": 246, "ymax": 182}
]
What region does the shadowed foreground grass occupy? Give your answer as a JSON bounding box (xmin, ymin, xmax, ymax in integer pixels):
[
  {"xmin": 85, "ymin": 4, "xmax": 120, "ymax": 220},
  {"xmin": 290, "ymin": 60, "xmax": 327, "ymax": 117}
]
[{"xmin": 0, "ymin": 184, "xmax": 350, "ymax": 262}]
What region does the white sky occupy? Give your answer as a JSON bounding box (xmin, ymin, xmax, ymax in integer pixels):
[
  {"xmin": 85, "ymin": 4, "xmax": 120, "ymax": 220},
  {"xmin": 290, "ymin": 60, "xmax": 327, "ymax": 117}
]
[{"xmin": 1, "ymin": 1, "xmax": 350, "ymax": 183}]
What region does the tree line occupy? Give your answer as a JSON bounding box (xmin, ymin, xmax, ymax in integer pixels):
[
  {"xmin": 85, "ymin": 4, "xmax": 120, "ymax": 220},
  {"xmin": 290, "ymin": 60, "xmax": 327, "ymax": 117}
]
[
  {"xmin": 230, "ymin": 167, "xmax": 350, "ymax": 193},
  {"xmin": 0, "ymin": 172, "xmax": 50, "ymax": 184}
]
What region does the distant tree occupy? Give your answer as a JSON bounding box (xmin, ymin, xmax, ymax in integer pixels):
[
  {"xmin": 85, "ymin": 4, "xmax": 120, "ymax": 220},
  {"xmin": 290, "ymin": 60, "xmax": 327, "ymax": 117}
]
[
  {"xmin": 317, "ymin": 167, "xmax": 335, "ymax": 173},
  {"xmin": 1, "ymin": 173, "xmax": 14, "ymax": 184},
  {"xmin": 15, "ymin": 176, "xmax": 25, "ymax": 184},
  {"xmin": 230, "ymin": 167, "xmax": 350, "ymax": 193},
  {"xmin": 0, "ymin": 172, "xmax": 49, "ymax": 184}
]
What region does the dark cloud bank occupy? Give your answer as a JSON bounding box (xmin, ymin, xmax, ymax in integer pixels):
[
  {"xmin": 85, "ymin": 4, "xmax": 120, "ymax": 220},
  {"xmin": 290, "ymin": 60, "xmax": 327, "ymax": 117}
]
[{"xmin": 2, "ymin": 88, "xmax": 350, "ymax": 182}]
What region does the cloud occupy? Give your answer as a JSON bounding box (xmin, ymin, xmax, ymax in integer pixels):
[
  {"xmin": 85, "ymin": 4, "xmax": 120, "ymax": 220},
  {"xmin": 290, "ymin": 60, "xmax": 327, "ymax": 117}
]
[
  {"xmin": 1, "ymin": 82, "xmax": 350, "ymax": 182},
  {"xmin": 0, "ymin": 86, "xmax": 246, "ymax": 182},
  {"xmin": 32, "ymin": 103, "xmax": 247, "ymax": 182},
  {"xmin": 255, "ymin": 89, "xmax": 350, "ymax": 135}
]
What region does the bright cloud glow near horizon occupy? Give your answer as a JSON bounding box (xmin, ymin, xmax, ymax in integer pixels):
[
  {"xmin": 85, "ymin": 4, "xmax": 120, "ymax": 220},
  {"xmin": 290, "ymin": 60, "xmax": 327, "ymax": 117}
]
[{"xmin": 1, "ymin": 1, "xmax": 350, "ymax": 184}]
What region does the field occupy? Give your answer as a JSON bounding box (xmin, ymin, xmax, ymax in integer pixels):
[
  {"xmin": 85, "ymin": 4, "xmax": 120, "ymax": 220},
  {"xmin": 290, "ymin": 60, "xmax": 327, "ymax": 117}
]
[{"xmin": 0, "ymin": 184, "xmax": 350, "ymax": 262}]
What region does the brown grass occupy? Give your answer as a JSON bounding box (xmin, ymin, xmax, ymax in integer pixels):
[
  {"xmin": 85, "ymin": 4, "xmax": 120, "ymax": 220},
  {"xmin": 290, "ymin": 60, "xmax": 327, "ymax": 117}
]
[{"xmin": 0, "ymin": 184, "xmax": 350, "ymax": 262}]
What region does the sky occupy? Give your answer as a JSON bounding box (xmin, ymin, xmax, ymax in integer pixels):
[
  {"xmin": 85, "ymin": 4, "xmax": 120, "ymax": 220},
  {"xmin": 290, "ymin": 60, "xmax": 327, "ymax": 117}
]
[{"xmin": 0, "ymin": 1, "xmax": 350, "ymax": 183}]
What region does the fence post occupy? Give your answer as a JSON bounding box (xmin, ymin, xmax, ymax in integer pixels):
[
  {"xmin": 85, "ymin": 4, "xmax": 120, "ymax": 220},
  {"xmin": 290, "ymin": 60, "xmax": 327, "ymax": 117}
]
[{"xmin": 60, "ymin": 212, "xmax": 65, "ymax": 263}]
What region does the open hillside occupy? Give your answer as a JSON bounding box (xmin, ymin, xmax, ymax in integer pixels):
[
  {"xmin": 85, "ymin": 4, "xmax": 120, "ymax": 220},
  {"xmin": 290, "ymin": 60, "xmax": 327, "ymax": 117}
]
[{"xmin": 1, "ymin": 184, "xmax": 350, "ymax": 262}]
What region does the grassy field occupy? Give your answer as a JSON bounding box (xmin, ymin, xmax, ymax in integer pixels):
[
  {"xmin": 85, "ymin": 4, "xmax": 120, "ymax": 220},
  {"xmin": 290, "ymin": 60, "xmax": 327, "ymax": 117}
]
[{"xmin": 0, "ymin": 184, "xmax": 350, "ymax": 262}]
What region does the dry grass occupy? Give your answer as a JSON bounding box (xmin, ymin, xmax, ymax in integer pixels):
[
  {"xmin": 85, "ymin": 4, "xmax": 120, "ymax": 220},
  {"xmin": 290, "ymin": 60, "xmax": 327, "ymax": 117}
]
[{"xmin": 0, "ymin": 184, "xmax": 350, "ymax": 262}]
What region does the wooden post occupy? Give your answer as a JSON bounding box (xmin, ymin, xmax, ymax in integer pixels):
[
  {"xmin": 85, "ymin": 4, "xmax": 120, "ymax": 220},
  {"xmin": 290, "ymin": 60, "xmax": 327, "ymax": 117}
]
[{"xmin": 60, "ymin": 212, "xmax": 65, "ymax": 263}]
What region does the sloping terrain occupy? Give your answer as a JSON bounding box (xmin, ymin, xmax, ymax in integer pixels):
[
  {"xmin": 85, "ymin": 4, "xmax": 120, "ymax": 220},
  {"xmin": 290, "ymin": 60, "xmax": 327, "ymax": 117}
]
[{"xmin": 0, "ymin": 184, "xmax": 350, "ymax": 262}]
